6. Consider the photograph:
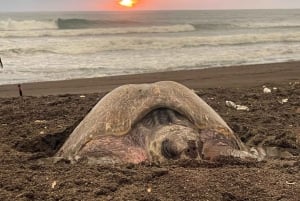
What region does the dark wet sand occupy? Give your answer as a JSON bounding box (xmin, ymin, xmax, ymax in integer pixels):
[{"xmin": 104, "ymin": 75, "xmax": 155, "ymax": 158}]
[
  {"xmin": 0, "ymin": 61, "xmax": 299, "ymax": 97},
  {"xmin": 0, "ymin": 62, "xmax": 299, "ymax": 200}
]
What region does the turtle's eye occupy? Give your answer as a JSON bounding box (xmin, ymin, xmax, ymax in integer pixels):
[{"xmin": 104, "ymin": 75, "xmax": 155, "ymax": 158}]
[{"xmin": 161, "ymin": 139, "xmax": 180, "ymax": 159}]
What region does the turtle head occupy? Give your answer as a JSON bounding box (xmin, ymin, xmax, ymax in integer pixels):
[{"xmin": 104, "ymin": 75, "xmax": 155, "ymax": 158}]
[
  {"xmin": 147, "ymin": 125, "xmax": 203, "ymax": 163},
  {"xmin": 147, "ymin": 126, "xmax": 267, "ymax": 163}
]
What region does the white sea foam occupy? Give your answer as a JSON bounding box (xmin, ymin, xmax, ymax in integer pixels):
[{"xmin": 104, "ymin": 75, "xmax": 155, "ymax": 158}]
[
  {"xmin": 0, "ymin": 19, "xmax": 57, "ymax": 31},
  {"xmin": 1, "ymin": 32, "xmax": 299, "ymax": 55},
  {"xmin": 1, "ymin": 42, "xmax": 299, "ymax": 85},
  {"xmin": 238, "ymin": 22, "xmax": 300, "ymax": 29},
  {"xmin": 0, "ymin": 24, "xmax": 195, "ymax": 37}
]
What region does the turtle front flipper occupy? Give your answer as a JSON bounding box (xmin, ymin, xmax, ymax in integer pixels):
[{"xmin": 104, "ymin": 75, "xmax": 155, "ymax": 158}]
[
  {"xmin": 201, "ymin": 141, "xmax": 266, "ymax": 161},
  {"xmin": 199, "ymin": 129, "xmax": 266, "ymax": 161}
]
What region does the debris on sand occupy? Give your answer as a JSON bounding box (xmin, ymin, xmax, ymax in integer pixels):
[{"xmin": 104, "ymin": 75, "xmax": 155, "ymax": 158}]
[
  {"xmin": 226, "ymin": 101, "xmax": 237, "ymax": 108},
  {"xmin": 34, "ymin": 120, "xmax": 47, "ymax": 124},
  {"xmin": 263, "ymin": 85, "xmax": 271, "ymax": 94},
  {"xmin": 51, "ymin": 181, "xmax": 57, "ymax": 189},
  {"xmin": 80, "ymin": 95, "xmax": 86, "ymax": 98},
  {"xmin": 278, "ymin": 98, "xmax": 289, "ymax": 104},
  {"xmin": 285, "ymin": 181, "xmax": 296, "ymax": 185},
  {"xmin": 236, "ymin": 105, "xmax": 250, "ymax": 111},
  {"xmin": 225, "ymin": 101, "xmax": 250, "ymax": 111},
  {"xmin": 289, "ymin": 81, "xmax": 299, "ymax": 88}
]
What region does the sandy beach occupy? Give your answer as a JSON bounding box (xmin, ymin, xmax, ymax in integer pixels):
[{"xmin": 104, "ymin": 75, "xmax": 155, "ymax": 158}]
[
  {"xmin": 0, "ymin": 62, "xmax": 299, "ymax": 97},
  {"xmin": 0, "ymin": 62, "xmax": 299, "ymax": 200}
]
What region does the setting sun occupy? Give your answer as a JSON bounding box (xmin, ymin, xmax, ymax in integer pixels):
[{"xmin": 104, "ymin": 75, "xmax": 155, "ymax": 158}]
[{"xmin": 119, "ymin": 0, "xmax": 137, "ymax": 8}]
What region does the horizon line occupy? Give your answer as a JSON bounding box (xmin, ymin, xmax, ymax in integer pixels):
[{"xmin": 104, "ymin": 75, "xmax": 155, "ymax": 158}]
[{"xmin": 0, "ymin": 8, "xmax": 299, "ymax": 13}]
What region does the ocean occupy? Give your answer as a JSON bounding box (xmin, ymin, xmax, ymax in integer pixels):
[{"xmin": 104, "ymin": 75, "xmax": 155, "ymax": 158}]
[{"xmin": 0, "ymin": 9, "xmax": 299, "ymax": 85}]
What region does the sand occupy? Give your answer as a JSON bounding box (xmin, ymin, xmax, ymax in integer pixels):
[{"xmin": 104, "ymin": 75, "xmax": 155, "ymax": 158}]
[
  {"xmin": 0, "ymin": 62, "xmax": 299, "ymax": 98},
  {"xmin": 0, "ymin": 62, "xmax": 299, "ymax": 200}
]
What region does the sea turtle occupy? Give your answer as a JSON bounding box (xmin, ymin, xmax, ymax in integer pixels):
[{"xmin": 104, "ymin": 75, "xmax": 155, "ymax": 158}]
[{"xmin": 56, "ymin": 81, "xmax": 266, "ymax": 164}]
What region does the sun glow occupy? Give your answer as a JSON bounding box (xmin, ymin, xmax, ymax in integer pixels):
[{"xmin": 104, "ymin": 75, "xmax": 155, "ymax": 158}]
[{"xmin": 119, "ymin": 0, "xmax": 137, "ymax": 8}]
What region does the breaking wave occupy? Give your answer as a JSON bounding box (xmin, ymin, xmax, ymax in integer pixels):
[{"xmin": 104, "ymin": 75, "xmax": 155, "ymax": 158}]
[
  {"xmin": 0, "ymin": 18, "xmax": 124, "ymax": 31},
  {"xmin": 0, "ymin": 21, "xmax": 195, "ymax": 38},
  {"xmin": 0, "ymin": 18, "xmax": 195, "ymax": 34},
  {"xmin": 55, "ymin": 18, "xmax": 141, "ymax": 29},
  {"xmin": 0, "ymin": 19, "xmax": 57, "ymax": 31},
  {"xmin": 1, "ymin": 32, "xmax": 299, "ymax": 56},
  {"xmin": 192, "ymin": 22, "xmax": 300, "ymax": 30},
  {"xmin": 1, "ymin": 18, "xmax": 300, "ymax": 36}
]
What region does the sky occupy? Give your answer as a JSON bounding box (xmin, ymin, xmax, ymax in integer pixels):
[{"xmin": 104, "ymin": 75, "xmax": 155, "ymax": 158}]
[{"xmin": 0, "ymin": 0, "xmax": 300, "ymax": 12}]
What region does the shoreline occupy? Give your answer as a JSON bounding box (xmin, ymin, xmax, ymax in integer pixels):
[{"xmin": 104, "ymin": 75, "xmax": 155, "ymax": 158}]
[{"xmin": 0, "ymin": 61, "xmax": 299, "ymax": 97}]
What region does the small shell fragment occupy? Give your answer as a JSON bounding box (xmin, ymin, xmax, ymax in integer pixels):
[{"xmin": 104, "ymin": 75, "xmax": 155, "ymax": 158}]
[
  {"xmin": 286, "ymin": 181, "xmax": 296, "ymax": 185},
  {"xmin": 34, "ymin": 120, "xmax": 47, "ymax": 124},
  {"xmin": 263, "ymin": 86, "xmax": 271, "ymax": 94},
  {"xmin": 225, "ymin": 101, "xmax": 237, "ymax": 109},
  {"xmin": 236, "ymin": 105, "xmax": 250, "ymax": 111},
  {"xmin": 279, "ymin": 98, "xmax": 289, "ymax": 104},
  {"xmin": 51, "ymin": 181, "xmax": 57, "ymax": 189},
  {"xmin": 226, "ymin": 101, "xmax": 249, "ymax": 111}
]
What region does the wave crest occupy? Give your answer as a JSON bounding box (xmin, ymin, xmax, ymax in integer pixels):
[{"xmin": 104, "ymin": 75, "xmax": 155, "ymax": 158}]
[
  {"xmin": 0, "ymin": 24, "xmax": 196, "ymax": 37},
  {"xmin": 192, "ymin": 22, "xmax": 300, "ymax": 30},
  {"xmin": 0, "ymin": 19, "xmax": 57, "ymax": 31},
  {"xmin": 56, "ymin": 18, "xmax": 140, "ymax": 29}
]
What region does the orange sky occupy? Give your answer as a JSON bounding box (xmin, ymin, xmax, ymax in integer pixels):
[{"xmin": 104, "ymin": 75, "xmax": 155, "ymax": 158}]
[
  {"xmin": 102, "ymin": 0, "xmax": 149, "ymax": 11},
  {"xmin": 1, "ymin": 0, "xmax": 300, "ymax": 12},
  {"xmin": 95, "ymin": 0, "xmax": 300, "ymax": 11},
  {"xmin": 101, "ymin": 0, "xmax": 211, "ymax": 11}
]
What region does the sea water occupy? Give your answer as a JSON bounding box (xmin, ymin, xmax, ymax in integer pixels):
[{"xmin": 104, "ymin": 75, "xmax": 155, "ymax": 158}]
[{"xmin": 0, "ymin": 9, "xmax": 299, "ymax": 85}]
